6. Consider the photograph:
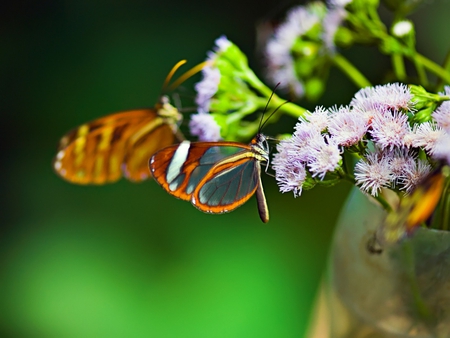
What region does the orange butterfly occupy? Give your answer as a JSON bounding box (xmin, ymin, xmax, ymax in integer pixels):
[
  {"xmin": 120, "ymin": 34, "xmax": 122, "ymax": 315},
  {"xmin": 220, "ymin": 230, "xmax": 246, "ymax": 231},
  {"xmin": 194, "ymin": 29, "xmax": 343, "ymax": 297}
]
[
  {"xmin": 149, "ymin": 133, "xmax": 270, "ymax": 222},
  {"xmin": 53, "ymin": 60, "xmax": 206, "ymax": 184}
]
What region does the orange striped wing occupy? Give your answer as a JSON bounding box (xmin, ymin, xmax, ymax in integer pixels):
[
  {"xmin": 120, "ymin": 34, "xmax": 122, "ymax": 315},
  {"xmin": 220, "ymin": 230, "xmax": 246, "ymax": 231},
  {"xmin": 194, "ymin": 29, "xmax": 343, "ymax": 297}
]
[
  {"xmin": 149, "ymin": 135, "xmax": 270, "ymax": 222},
  {"xmin": 53, "ymin": 108, "xmax": 178, "ymax": 184}
]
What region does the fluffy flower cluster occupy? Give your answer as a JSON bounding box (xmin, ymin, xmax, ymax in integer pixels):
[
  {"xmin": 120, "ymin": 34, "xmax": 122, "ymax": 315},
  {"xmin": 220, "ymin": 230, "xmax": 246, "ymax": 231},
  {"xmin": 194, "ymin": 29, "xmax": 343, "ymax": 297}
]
[
  {"xmin": 273, "ymin": 83, "xmax": 450, "ymax": 197},
  {"xmin": 264, "ymin": 0, "xmax": 351, "ymax": 99},
  {"xmin": 188, "ymin": 37, "xmax": 229, "ymax": 142}
]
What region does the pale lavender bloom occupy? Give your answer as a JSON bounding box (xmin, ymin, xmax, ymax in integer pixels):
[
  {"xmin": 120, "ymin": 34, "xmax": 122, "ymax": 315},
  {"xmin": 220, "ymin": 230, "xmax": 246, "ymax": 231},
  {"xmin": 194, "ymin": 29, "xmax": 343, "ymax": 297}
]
[
  {"xmin": 323, "ymin": 7, "xmax": 347, "ymax": 51},
  {"xmin": 206, "ymin": 35, "xmax": 232, "ymax": 60},
  {"xmin": 386, "ymin": 148, "xmax": 417, "ymax": 186},
  {"xmin": 265, "ymin": 4, "xmax": 324, "ymax": 97},
  {"xmin": 328, "ymin": 106, "xmax": 368, "ymax": 146},
  {"xmin": 351, "ymin": 83, "xmax": 413, "ymax": 114},
  {"xmin": 327, "ymin": 0, "xmax": 352, "ymax": 6},
  {"xmin": 410, "ymin": 122, "xmax": 444, "ymax": 155},
  {"xmin": 195, "ymin": 66, "xmax": 220, "ymax": 114},
  {"xmin": 291, "ymin": 121, "xmax": 324, "ymax": 162},
  {"xmin": 355, "ymin": 152, "xmax": 392, "ymax": 196},
  {"xmin": 272, "ymin": 138, "xmax": 307, "ymax": 197},
  {"xmin": 299, "ymin": 106, "xmax": 330, "ymax": 132},
  {"xmin": 399, "ymin": 159, "xmax": 432, "ymax": 193},
  {"xmin": 370, "ymin": 110, "xmax": 410, "ymax": 150},
  {"xmin": 306, "ymin": 136, "xmax": 341, "ymax": 179},
  {"xmin": 432, "ymin": 102, "xmax": 450, "ymax": 132},
  {"xmin": 433, "ymin": 132, "xmax": 450, "ymax": 165},
  {"xmin": 189, "ymin": 113, "xmax": 221, "ymax": 141}
]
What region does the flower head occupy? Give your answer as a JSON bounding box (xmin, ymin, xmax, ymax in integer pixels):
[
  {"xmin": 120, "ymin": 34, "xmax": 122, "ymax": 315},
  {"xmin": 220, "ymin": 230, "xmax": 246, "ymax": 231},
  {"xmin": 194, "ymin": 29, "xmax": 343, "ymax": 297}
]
[
  {"xmin": 399, "ymin": 159, "xmax": 432, "ymax": 193},
  {"xmin": 306, "ymin": 136, "xmax": 342, "ymax": 179},
  {"xmin": 369, "ymin": 110, "xmax": 410, "ymax": 150},
  {"xmin": 354, "ymin": 151, "xmax": 392, "ymax": 196},
  {"xmin": 409, "ymin": 122, "xmax": 444, "ymax": 155},
  {"xmin": 189, "ymin": 112, "xmax": 221, "ymax": 141},
  {"xmin": 327, "ymin": 105, "xmax": 368, "ymax": 146},
  {"xmin": 272, "ymin": 138, "xmax": 307, "ymax": 197},
  {"xmin": 351, "ymin": 83, "xmax": 414, "ymax": 115},
  {"xmin": 264, "ymin": 2, "xmax": 327, "ymax": 99}
]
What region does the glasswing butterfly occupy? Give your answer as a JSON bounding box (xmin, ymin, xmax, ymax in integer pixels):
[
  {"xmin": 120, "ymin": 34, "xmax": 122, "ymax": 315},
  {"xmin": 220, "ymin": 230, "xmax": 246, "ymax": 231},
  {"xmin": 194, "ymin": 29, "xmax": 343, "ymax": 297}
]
[
  {"xmin": 53, "ymin": 60, "xmax": 206, "ymax": 184},
  {"xmin": 149, "ymin": 132, "xmax": 271, "ymax": 222}
]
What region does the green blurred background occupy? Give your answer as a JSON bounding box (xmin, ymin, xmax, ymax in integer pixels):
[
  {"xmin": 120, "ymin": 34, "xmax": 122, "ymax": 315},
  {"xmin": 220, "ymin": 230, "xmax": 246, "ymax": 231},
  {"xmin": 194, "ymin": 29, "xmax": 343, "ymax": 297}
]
[{"xmin": 2, "ymin": 1, "xmax": 448, "ymax": 337}]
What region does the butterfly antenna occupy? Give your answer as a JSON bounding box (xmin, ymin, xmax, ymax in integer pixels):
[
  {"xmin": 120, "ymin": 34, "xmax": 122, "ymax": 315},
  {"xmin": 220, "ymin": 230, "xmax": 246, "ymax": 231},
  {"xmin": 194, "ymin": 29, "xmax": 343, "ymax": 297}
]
[
  {"xmin": 162, "ymin": 60, "xmax": 187, "ymax": 93},
  {"xmin": 260, "ymin": 98, "xmax": 290, "ymax": 133},
  {"xmin": 167, "ymin": 60, "xmax": 210, "ymax": 92},
  {"xmin": 258, "ymin": 83, "xmax": 280, "ymax": 132}
]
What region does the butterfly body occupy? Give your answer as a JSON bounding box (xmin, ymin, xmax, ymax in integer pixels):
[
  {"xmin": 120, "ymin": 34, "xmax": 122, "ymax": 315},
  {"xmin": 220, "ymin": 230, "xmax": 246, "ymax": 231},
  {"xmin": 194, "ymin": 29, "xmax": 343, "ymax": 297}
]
[
  {"xmin": 53, "ymin": 96, "xmax": 182, "ymax": 184},
  {"xmin": 149, "ymin": 133, "xmax": 270, "ymax": 222}
]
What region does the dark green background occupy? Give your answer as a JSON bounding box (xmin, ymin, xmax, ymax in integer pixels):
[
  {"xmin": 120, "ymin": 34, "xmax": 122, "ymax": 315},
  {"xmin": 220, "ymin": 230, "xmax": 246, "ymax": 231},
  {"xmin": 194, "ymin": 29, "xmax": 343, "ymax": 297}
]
[{"xmin": 2, "ymin": 1, "xmax": 448, "ymax": 337}]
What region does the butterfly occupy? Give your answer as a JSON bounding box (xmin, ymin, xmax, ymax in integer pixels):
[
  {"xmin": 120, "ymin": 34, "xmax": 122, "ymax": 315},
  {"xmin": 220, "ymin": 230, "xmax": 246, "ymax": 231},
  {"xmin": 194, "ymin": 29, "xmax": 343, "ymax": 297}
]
[
  {"xmin": 370, "ymin": 164, "xmax": 447, "ymax": 250},
  {"xmin": 53, "ymin": 60, "xmax": 206, "ymax": 184},
  {"xmin": 149, "ymin": 133, "xmax": 271, "ymax": 222}
]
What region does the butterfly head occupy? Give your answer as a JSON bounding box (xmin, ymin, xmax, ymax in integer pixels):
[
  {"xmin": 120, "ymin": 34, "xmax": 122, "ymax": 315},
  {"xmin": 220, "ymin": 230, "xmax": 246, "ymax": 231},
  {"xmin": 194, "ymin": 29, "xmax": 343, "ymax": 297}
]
[
  {"xmin": 251, "ymin": 133, "xmax": 270, "ymax": 164},
  {"xmin": 155, "ymin": 95, "xmax": 183, "ymax": 127}
]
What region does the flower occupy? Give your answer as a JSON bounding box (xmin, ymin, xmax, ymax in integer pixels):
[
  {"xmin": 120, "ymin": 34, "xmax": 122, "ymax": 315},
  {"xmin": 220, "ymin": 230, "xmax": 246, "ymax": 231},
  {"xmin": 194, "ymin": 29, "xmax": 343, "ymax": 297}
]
[
  {"xmin": 264, "ymin": 2, "xmax": 327, "ymax": 98},
  {"xmin": 323, "ymin": 6, "xmax": 348, "ymax": 51},
  {"xmin": 354, "ymin": 151, "xmax": 392, "ymax": 196},
  {"xmin": 433, "ymin": 87, "xmax": 450, "ymax": 131},
  {"xmin": 195, "ymin": 66, "xmax": 221, "ymax": 114},
  {"xmin": 433, "ymin": 132, "xmax": 450, "ymax": 165},
  {"xmin": 399, "ymin": 159, "xmax": 432, "ymax": 193},
  {"xmin": 189, "ymin": 112, "xmax": 221, "ymax": 141},
  {"xmin": 392, "ymin": 20, "xmax": 413, "ymax": 37},
  {"xmin": 386, "ymin": 148, "xmax": 417, "ymax": 185},
  {"xmin": 299, "ymin": 106, "xmax": 330, "ymax": 132},
  {"xmin": 369, "ymin": 110, "xmax": 410, "ymax": 150},
  {"xmin": 306, "ymin": 136, "xmax": 342, "ymax": 179},
  {"xmin": 272, "ymin": 139, "xmax": 307, "ymax": 197},
  {"xmin": 351, "ymin": 83, "xmax": 414, "ymax": 115},
  {"xmin": 409, "ymin": 122, "xmax": 444, "ymax": 155},
  {"xmin": 327, "ymin": 105, "xmax": 368, "ymax": 146}
]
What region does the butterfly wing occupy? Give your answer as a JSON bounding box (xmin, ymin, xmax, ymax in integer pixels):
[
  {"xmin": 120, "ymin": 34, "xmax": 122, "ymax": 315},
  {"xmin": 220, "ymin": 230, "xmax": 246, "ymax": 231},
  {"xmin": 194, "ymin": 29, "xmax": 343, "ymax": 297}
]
[
  {"xmin": 191, "ymin": 153, "xmax": 263, "ymax": 215},
  {"xmin": 54, "ymin": 109, "xmax": 176, "ymax": 184},
  {"xmin": 150, "ymin": 141, "xmax": 252, "ymax": 201},
  {"xmin": 150, "ymin": 140, "xmax": 269, "ymax": 222},
  {"xmin": 378, "ymin": 167, "xmax": 445, "ymax": 244}
]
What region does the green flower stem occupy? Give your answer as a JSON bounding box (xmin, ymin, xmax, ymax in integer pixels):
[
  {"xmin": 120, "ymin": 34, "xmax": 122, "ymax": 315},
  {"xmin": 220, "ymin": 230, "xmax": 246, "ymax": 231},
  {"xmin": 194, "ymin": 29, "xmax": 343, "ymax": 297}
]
[
  {"xmin": 412, "ymin": 53, "xmax": 429, "ymax": 87},
  {"xmin": 392, "ymin": 53, "xmax": 406, "ymax": 81},
  {"xmin": 242, "ymin": 70, "xmax": 307, "ymax": 118},
  {"xmin": 436, "ymin": 49, "xmax": 450, "ymax": 91},
  {"xmin": 414, "ymin": 53, "xmax": 450, "ymax": 84},
  {"xmin": 332, "ymin": 54, "xmax": 372, "ymax": 89}
]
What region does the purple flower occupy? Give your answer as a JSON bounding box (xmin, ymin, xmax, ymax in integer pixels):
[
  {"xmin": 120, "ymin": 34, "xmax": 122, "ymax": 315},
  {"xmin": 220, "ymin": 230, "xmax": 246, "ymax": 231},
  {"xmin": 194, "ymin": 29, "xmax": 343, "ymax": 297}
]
[
  {"xmin": 354, "ymin": 151, "xmax": 392, "ymax": 196},
  {"xmin": 351, "ymin": 83, "xmax": 414, "ymax": 114},
  {"xmin": 386, "ymin": 148, "xmax": 417, "ymax": 186},
  {"xmin": 306, "ymin": 136, "xmax": 341, "ymax": 179},
  {"xmin": 433, "ymin": 132, "xmax": 450, "ymax": 165},
  {"xmin": 328, "ymin": 105, "xmax": 368, "ymax": 146},
  {"xmin": 370, "ymin": 110, "xmax": 410, "ymax": 150},
  {"xmin": 265, "ymin": 4, "xmax": 325, "ymax": 97},
  {"xmin": 300, "ymin": 106, "xmax": 330, "ymax": 132},
  {"xmin": 409, "ymin": 122, "xmax": 444, "ymax": 155},
  {"xmin": 272, "ymin": 138, "xmax": 307, "ymax": 197},
  {"xmin": 399, "ymin": 159, "xmax": 432, "ymax": 194},
  {"xmin": 433, "ymin": 89, "xmax": 450, "ymax": 132},
  {"xmin": 189, "ymin": 113, "xmax": 221, "ymax": 141},
  {"xmin": 195, "ymin": 66, "xmax": 220, "ymax": 114}
]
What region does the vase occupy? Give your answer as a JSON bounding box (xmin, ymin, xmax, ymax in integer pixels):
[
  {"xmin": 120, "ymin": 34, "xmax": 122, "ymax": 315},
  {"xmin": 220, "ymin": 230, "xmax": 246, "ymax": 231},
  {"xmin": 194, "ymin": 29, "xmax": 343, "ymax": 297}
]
[{"xmin": 307, "ymin": 188, "xmax": 450, "ymax": 338}]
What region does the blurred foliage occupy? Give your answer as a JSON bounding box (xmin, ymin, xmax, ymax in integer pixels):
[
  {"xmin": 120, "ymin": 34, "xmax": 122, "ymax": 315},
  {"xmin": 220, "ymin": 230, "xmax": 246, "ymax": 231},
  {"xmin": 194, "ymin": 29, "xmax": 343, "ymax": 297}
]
[{"xmin": 1, "ymin": 0, "xmax": 448, "ymax": 337}]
